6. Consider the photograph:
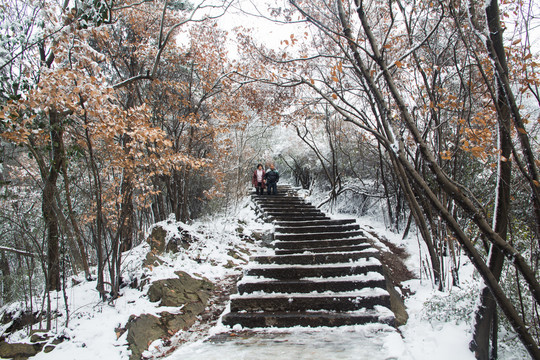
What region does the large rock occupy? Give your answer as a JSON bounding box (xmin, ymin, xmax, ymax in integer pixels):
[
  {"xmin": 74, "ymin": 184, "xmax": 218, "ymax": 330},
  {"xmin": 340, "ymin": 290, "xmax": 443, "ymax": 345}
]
[
  {"xmin": 126, "ymin": 272, "xmax": 213, "ymax": 359},
  {"xmin": 0, "ymin": 341, "xmax": 45, "ymax": 360},
  {"xmin": 146, "ymin": 225, "xmax": 193, "ymax": 254},
  {"xmin": 147, "ymin": 226, "xmax": 168, "ymax": 253},
  {"xmin": 147, "ymin": 271, "xmax": 212, "ymax": 307},
  {"xmin": 125, "ymin": 314, "xmax": 164, "ymax": 360}
]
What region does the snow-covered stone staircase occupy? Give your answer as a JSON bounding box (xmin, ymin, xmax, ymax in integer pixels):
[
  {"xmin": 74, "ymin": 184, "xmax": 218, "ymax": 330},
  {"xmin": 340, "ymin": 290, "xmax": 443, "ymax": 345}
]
[{"xmin": 223, "ymin": 185, "xmax": 395, "ymax": 328}]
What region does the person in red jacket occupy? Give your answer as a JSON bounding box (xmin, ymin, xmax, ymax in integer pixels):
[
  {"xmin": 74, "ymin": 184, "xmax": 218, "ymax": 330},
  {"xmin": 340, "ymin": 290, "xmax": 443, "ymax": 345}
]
[{"xmin": 252, "ymin": 163, "xmax": 266, "ymax": 195}]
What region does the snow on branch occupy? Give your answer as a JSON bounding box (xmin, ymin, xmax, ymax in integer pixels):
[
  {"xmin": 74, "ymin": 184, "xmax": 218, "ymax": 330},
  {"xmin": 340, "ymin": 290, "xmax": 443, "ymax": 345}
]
[{"xmin": 0, "ymin": 245, "xmax": 38, "ymax": 257}]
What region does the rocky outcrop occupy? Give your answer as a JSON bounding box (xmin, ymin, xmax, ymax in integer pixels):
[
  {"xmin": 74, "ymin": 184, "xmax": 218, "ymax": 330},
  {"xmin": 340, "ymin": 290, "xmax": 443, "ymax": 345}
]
[
  {"xmin": 147, "ymin": 271, "xmax": 212, "ymax": 307},
  {"xmin": 126, "ymin": 271, "xmax": 213, "ymax": 359},
  {"xmin": 125, "ymin": 314, "xmax": 165, "ymax": 360},
  {"xmin": 1, "ymin": 310, "xmax": 42, "ymax": 335},
  {"xmin": 147, "ymin": 226, "xmax": 168, "ymax": 253},
  {"xmin": 0, "ymin": 340, "xmax": 45, "ymax": 360},
  {"xmin": 0, "ymin": 328, "xmax": 67, "ymax": 359},
  {"xmin": 147, "ymin": 224, "xmax": 195, "ymax": 254}
]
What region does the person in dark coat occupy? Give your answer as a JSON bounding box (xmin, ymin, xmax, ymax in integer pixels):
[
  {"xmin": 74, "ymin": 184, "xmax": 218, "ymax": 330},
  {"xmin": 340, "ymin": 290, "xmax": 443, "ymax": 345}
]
[
  {"xmin": 252, "ymin": 164, "xmax": 266, "ymax": 195},
  {"xmin": 265, "ymin": 164, "xmax": 280, "ymax": 195}
]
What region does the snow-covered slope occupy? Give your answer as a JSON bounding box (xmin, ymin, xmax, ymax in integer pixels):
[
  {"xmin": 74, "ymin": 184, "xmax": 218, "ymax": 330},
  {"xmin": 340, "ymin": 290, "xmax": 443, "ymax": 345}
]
[{"xmin": 0, "ymin": 196, "xmax": 528, "ymax": 359}]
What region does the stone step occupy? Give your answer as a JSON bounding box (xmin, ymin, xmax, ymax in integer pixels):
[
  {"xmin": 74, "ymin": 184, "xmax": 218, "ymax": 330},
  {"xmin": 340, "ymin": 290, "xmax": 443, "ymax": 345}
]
[
  {"xmin": 264, "ymin": 208, "xmax": 322, "ymax": 213},
  {"xmin": 253, "ymin": 195, "xmax": 304, "ymax": 200},
  {"xmin": 259, "ymin": 202, "xmax": 315, "ymax": 207},
  {"xmin": 229, "ymin": 290, "xmax": 391, "ymax": 312},
  {"xmin": 237, "ymin": 277, "xmax": 387, "ymax": 294},
  {"xmin": 273, "ymin": 237, "xmax": 369, "ymax": 250},
  {"xmin": 259, "ymin": 204, "xmax": 320, "ymax": 211},
  {"xmin": 251, "ymin": 251, "xmax": 379, "ymax": 265},
  {"xmin": 274, "ymin": 231, "xmax": 365, "ymax": 241},
  {"xmin": 259, "ymin": 210, "xmax": 324, "ymax": 217},
  {"xmin": 245, "ymin": 263, "xmax": 385, "ymax": 280},
  {"xmin": 258, "ymin": 198, "xmax": 309, "ymax": 203},
  {"xmin": 275, "ymin": 219, "xmax": 357, "ymax": 227},
  {"xmin": 268, "ymin": 215, "xmax": 330, "ymax": 221},
  {"xmin": 222, "ymin": 311, "xmax": 393, "ymax": 328},
  {"xmin": 256, "ymin": 202, "xmax": 309, "ymax": 208},
  {"xmin": 276, "ymin": 224, "xmax": 359, "ymax": 234},
  {"xmin": 264, "ymin": 208, "xmax": 324, "ymax": 215},
  {"xmin": 256, "ymin": 201, "xmax": 307, "ymax": 207},
  {"xmin": 235, "ymin": 186, "xmax": 394, "ymax": 329},
  {"xmin": 275, "ymin": 244, "xmax": 372, "ymax": 255}
]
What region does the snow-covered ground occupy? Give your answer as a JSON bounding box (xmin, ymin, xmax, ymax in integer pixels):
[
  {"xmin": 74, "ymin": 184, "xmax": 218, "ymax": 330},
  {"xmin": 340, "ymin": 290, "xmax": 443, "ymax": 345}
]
[
  {"xmin": 169, "ymin": 324, "xmax": 407, "ymax": 360},
  {"xmin": 0, "ymin": 194, "xmax": 529, "ymax": 359}
]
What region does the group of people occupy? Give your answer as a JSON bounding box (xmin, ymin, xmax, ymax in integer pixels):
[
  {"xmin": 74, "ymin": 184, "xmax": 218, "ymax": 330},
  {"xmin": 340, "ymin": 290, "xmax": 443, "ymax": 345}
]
[{"xmin": 252, "ymin": 163, "xmax": 280, "ymax": 195}]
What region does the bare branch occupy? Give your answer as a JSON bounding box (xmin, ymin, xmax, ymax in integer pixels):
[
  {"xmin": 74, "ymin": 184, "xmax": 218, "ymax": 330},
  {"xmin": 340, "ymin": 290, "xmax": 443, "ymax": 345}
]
[
  {"xmin": 112, "ymin": 0, "xmax": 154, "ymax": 11},
  {"xmin": 375, "ymin": 6, "xmax": 446, "ymax": 82},
  {"xmin": 0, "ymin": 245, "xmax": 38, "ymax": 257}
]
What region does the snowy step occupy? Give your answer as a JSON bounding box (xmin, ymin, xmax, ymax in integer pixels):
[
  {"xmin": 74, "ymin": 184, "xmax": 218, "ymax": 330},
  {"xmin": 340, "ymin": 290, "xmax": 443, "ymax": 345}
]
[
  {"xmin": 273, "ymin": 238, "xmax": 370, "ymax": 250},
  {"xmin": 237, "ymin": 276, "xmax": 387, "ymax": 295},
  {"xmin": 268, "ymin": 214, "xmax": 330, "ymax": 221},
  {"xmin": 259, "ymin": 203, "xmax": 313, "ymax": 209},
  {"xmin": 276, "ymin": 224, "xmax": 360, "ymax": 234},
  {"xmin": 245, "ymin": 262, "xmax": 385, "ymax": 280},
  {"xmin": 229, "ymin": 289, "xmax": 391, "ymax": 312},
  {"xmin": 274, "ymin": 231, "xmax": 365, "ymax": 241},
  {"xmin": 260, "ymin": 207, "xmax": 320, "ymax": 213},
  {"xmin": 222, "ymin": 310, "xmax": 393, "ymax": 328},
  {"xmin": 275, "ymin": 219, "xmax": 357, "ymax": 227},
  {"xmin": 254, "ymin": 200, "xmax": 312, "ymax": 206},
  {"xmin": 253, "ymin": 196, "xmax": 304, "ymax": 201},
  {"xmin": 274, "ymin": 244, "xmax": 372, "ymax": 255},
  {"xmin": 265, "ymin": 209, "xmax": 324, "ymax": 216},
  {"xmin": 258, "ymin": 203, "xmax": 316, "ymax": 209},
  {"xmin": 251, "ymin": 250, "xmax": 379, "ymax": 265}
]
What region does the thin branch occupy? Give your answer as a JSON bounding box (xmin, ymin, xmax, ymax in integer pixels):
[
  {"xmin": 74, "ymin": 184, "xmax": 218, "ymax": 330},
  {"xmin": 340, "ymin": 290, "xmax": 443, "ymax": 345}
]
[
  {"xmin": 0, "ymin": 245, "xmax": 38, "ymax": 257},
  {"xmin": 375, "ymin": 7, "xmax": 445, "ymax": 82},
  {"xmin": 112, "ymin": 0, "xmax": 154, "ymax": 11}
]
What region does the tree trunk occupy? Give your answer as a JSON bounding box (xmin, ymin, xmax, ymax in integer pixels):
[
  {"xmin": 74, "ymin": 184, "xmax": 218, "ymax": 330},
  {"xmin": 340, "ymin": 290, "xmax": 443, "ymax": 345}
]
[
  {"xmin": 0, "ymin": 251, "xmax": 11, "ymax": 303},
  {"xmin": 119, "ymin": 171, "xmax": 134, "ymax": 252},
  {"xmin": 43, "ymin": 110, "xmax": 64, "ymax": 292},
  {"xmin": 111, "ymin": 138, "xmax": 135, "ymax": 298},
  {"xmin": 378, "ymin": 144, "xmax": 395, "ymax": 230},
  {"xmin": 480, "ymin": 0, "xmax": 540, "ymax": 248},
  {"xmin": 82, "ymin": 109, "xmax": 106, "ymax": 299},
  {"xmin": 471, "ymin": 0, "xmax": 513, "ymax": 357},
  {"xmin": 61, "ymin": 147, "xmax": 91, "ymax": 280}
]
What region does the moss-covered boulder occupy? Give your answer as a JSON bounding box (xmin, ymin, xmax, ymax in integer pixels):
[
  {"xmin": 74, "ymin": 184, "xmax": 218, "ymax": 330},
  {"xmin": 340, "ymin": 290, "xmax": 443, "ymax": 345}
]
[
  {"xmin": 126, "ymin": 271, "xmax": 213, "ymax": 359},
  {"xmin": 125, "ymin": 314, "xmax": 164, "ymax": 360},
  {"xmin": 147, "ymin": 271, "xmax": 212, "ymax": 307},
  {"xmin": 0, "ymin": 341, "xmax": 45, "ymax": 360}
]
